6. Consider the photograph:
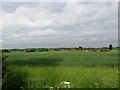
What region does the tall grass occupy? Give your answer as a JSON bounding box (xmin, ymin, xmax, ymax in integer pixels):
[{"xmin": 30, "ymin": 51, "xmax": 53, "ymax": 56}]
[{"xmin": 6, "ymin": 65, "xmax": 118, "ymax": 88}]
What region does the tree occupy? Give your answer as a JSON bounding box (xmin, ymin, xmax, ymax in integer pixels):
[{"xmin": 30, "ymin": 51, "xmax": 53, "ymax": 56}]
[
  {"xmin": 2, "ymin": 49, "xmax": 10, "ymax": 53},
  {"xmin": 109, "ymin": 44, "xmax": 113, "ymax": 50},
  {"xmin": 78, "ymin": 46, "xmax": 83, "ymax": 49}
]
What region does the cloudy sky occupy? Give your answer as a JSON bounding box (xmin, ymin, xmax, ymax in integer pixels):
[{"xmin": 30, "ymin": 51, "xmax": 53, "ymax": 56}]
[{"xmin": 1, "ymin": 2, "xmax": 118, "ymax": 49}]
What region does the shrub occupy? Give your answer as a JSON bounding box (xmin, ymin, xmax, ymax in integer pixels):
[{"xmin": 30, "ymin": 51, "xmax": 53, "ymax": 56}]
[
  {"xmin": 2, "ymin": 55, "xmax": 28, "ymax": 89},
  {"xmin": 2, "ymin": 50, "xmax": 10, "ymax": 53},
  {"xmin": 25, "ymin": 49, "xmax": 35, "ymax": 52},
  {"xmin": 109, "ymin": 44, "xmax": 113, "ymax": 51},
  {"xmin": 2, "ymin": 66, "xmax": 28, "ymax": 89}
]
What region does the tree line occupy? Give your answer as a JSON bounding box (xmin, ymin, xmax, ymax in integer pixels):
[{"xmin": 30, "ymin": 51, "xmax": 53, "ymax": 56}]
[{"xmin": 1, "ymin": 44, "xmax": 118, "ymax": 53}]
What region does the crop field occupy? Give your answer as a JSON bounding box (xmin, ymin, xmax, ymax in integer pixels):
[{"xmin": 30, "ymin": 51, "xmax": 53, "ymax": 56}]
[{"xmin": 3, "ymin": 50, "xmax": 119, "ymax": 88}]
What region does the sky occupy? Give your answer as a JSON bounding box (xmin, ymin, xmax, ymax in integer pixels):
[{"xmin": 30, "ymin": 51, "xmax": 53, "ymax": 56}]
[{"xmin": 1, "ymin": 2, "xmax": 118, "ymax": 49}]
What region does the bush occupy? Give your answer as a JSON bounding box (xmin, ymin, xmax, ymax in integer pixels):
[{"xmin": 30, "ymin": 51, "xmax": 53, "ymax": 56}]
[
  {"xmin": 25, "ymin": 49, "xmax": 36, "ymax": 52},
  {"xmin": 2, "ymin": 55, "xmax": 28, "ymax": 89},
  {"xmin": 109, "ymin": 44, "xmax": 113, "ymax": 51},
  {"xmin": 38, "ymin": 48, "xmax": 49, "ymax": 52},
  {"xmin": 2, "ymin": 50, "xmax": 10, "ymax": 53},
  {"xmin": 2, "ymin": 66, "xmax": 28, "ymax": 89}
]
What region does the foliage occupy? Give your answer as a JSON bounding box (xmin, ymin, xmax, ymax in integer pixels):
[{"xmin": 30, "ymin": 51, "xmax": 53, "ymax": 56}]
[
  {"xmin": 78, "ymin": 46, "xmax": 83, "ymax": 49},
  {"xmin": 109, "ymin": 44, "xmax": 113, "ymax": 50},
  {"xmin": 2, "ymin": 55, "xmax": 8, "ymax": 77},
  {"xmin": 38, "ymin": 48, "xmax": 48, "ymax": 52},
  {"xmin": 25, "ymin": 49, "xmax": 36, "ymax": 52},
  {"xmin": 2, "ymin": 54, "xmax": 28, "ymax": 89},
  {"xmin": 2, "ymin": 50, "xmax": 10, "ymax": 53},
  {"xmin": 2, "ymin": 66, "xmax": 28, "ymax": 89}
]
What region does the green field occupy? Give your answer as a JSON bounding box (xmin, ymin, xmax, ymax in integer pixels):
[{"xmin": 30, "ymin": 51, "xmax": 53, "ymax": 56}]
[{"xmin": 4, "ymin": 50, "xmax": 119, "ymax": 88}]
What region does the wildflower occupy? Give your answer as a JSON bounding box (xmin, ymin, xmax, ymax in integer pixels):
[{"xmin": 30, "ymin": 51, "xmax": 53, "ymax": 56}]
[
  {"xmin": 94, "ymin": 83, "xmax": 99, "ymax": 88},
  {"xmin": 62, "ymin": 81, "xmax": 70, "ymax": 85},
  {"xmin": 68, "ymin": 85, "xmax": 71, "ymax": 88},
  {"xmin": 102, "ymin": 78, "xmax": 105, "ymax": 81},
  {"xmin": 116, "ymin": 71, "xmax": 120, "ymax": 73},
  {"xmin": 89, "ymin": 85, "xmax": 93, "ymax": 88},
  {"xmin": 61, "ymin": 81, "xmax": 71, "ymax": 88},
  {"xmin": 20, "ymin": 87, "xmax": 24, "ymax": 89},
  {"xmin": 49, "ymin": 87, "xmax": 54, "ymax": 90},
  {"xmin": 94, "ymin": 83, "xmax": 99, "ymax": 86}
]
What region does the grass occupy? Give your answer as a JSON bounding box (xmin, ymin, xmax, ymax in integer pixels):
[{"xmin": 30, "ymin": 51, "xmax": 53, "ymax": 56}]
[
  {"xmin": 5, "ymin": 50, "xmax": 118, "ymax": 67},
  {"xmin": 3, "ymin": 50, "xmax": 119, "ymax": 88},
  {"xmin": 7, "ymin": 65, "xmax": 119, "ymax": 88}
]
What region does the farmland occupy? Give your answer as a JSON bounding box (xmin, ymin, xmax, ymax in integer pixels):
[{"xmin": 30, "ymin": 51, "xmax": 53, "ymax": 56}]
[{"xmin": 3, "ymin": 50, "xmax": 119, "ymax": 88}]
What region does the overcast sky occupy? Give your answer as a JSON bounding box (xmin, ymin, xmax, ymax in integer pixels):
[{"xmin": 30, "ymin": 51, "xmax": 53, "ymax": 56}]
[{"xmin": 1, "ymin": 2, "xmax": 118, "ymax": 49}]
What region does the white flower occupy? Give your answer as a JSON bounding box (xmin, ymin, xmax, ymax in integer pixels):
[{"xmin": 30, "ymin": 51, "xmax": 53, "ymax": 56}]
[
  {"xmin": 68, "ymin": 85, "xmax": 71, "ymax": 88},
  {"xmin": 63, "ymin": 81, "xmax": 70, "ymax": 85},
  {"xmin": 60, "ymin": 81, "xmax": 71, "ymax": 88},
  {"xmin": 62, "ymin": 81, "xmax": 70, "ymax": 85}
]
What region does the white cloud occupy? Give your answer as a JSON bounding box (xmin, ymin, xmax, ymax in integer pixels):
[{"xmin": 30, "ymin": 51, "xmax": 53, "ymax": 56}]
[
  {"xmin": 2, "ymin": 2, "xmax": 118, "ymax": 48},
  {"xmin": 2, "ymin": 7, "xmax": 53, "ymax": 31},
  {"xmin": 27, "ymin": 29, "xmax": 67, "ymax": 36}
]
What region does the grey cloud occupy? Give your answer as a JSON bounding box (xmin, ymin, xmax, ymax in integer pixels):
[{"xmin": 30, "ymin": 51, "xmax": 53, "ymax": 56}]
[{"xmin": 2, "ymin": 2, "xmax": 118, "ymax": 49}]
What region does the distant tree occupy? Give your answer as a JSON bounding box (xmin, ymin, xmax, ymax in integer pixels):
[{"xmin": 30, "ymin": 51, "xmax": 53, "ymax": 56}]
[
  {"xmin": 109, "ymin": 44, "xmax": 113, "ymax": 50},
  {"xmin": 26, "ymin": 49, "xmax": 35, "ymax": 52},
  {"xmin": 2, "ymin": 49, "xmax": 10, "ymax": 53},
  {"xmin": 79, "ymin": 46, "xmax": 83, "ymax": 49}
]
